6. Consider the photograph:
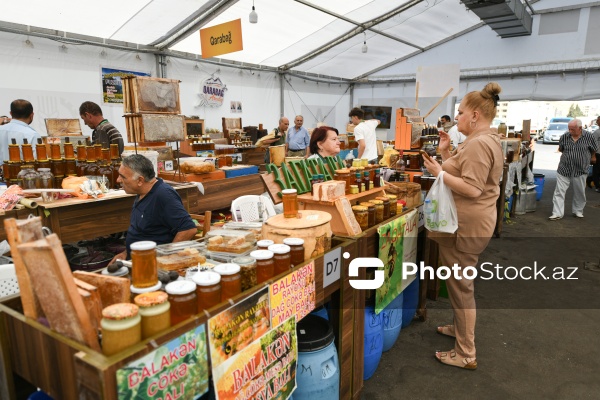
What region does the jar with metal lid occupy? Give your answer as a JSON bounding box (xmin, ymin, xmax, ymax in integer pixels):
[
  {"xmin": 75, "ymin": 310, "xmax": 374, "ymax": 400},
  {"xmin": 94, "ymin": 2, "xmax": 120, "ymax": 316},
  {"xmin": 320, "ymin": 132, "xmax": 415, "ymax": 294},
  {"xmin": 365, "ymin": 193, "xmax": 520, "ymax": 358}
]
[
  {"xmin": 250, "ymin": 250, "xmax": 275, "ymax": 283},
  {"xmin": 214, "ymin": 263, "xmax": 242, "ymax": 302},
  {"xmin": 134, "ymin": 291, "xmax": 171, "ymax": 340},
  {"xmin": 257, "ymin": 239, "xmax": 274, "ymax": 250},
  {"xmin": 130, "ymin": 241, "xmax": 158, "ymax": 289},
  {"xmin": 282, "ymin": 238, "xmax": 305, "ymax": 267},
  {"xmin": 268, "ymin": 244, "xmax": 291, "ymax": 275},
  {"xmin": 349, "ymin": 184, "xmax": 358, "ymax": 194},
  {"xmin": 166, "ymin": 280, "xmax": 197, "ymax": 326},
  {"xmin": 376, "ymin": 196, "xmax": 391, "ymax": 220},
  {"xmin": 232, "ymin": 256, "xmax": 257, "ymax": 291},
  {"xmin": 359, "ymin": 202, "xmax": 376, "ymax": 228},
  {"xmin": 129, "ymin": 282, "xmax": 162, "ymax": 302},
  {"xmin": 16, "ymin": 165, "xmax": 39, "ymax": 189},
  {"xmin": 36, "ymin": 168, "xmax": 54, "ymax": 189},
  {"xmin": 282, "ymin": 188, "xmax": 298, "ymax": 218},
  {"xmin": 193, "ymin": 270, "xmax": 222, "ymax": 311},
  {"xmin": 386, "ymin": 195, "xmax": 398, "ymax": 216},
  {"xmin": 370, "ymin": 199, "xmax": 384, "ymax": 224},
  {"xmin": 101, "ymin": 303, "xmax": 141, "ymax": 356},
  {"xmin": 352, "ymin": 205, "xmax": 369, "ymax": 230}
]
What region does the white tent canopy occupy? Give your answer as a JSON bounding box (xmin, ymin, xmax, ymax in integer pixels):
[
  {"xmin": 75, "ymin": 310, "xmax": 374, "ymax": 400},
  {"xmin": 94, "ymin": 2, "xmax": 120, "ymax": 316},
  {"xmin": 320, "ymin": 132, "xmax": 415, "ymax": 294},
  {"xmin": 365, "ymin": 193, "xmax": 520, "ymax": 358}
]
[{"xmin": 0, "ymin": 0, "xmax": 599, "ymax": 139}]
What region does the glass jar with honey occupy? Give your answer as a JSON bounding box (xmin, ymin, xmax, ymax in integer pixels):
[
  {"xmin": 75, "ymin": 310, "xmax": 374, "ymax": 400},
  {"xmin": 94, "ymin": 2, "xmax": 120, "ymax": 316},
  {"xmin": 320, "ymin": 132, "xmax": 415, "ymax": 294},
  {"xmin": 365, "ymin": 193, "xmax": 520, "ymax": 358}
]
[
  {"xmin": 130, "ymin": 241, "xmax": 158, "ymax": 289},
  {"xmin": 214, "ymin": 263, "xmax": 242, "ymax": 302},
  {"xmin": 370, "ymin": 199, "xmax": 384, "ymax": 224},
  {"xmin": 193, "ymin": 270, "xmax": 221, "ymax": 311},
  {"xmin": 386, "ymin": 195, "xmax": 398, "ymax": 216},
  {"xmin": 333, "ymin": 169, "xmax": 352, "ymax": 194},
  {"xmin": 376, "ymin": 196, "xmax": 391, "ymax": 221},
  {"xmin": 232, "ymin": 256, "xmax": 257, "ymax": 291},
  {"xmin": 359, "ymin": 202, "xmax": 376, "ymax": 228},
  {"xmin": 101, "ymin": 303, "xmax": 141, "ymax": 356},
  {"xmin": 257, "ymin": 240, "xmax": 274, "ymax": 250},
  {"xmin": 268, "ymin": 244, "xmax": 291, "ymax": 275},
  {"xmin": 352, "ymin": 205, "xmax": 369, "ymax": 230},
  {"xmin": 129, "ymin": 282, "xmax": 162, "ymax": 302},
  {"xmin": 283, "ymin": 238, "xmax": 305, "ymax": 267},
  {"xmin": 282, "ymin": 189, "xmax": 298, "ymax": 218},
  {"xmin": 250, "ymin": 250, "xmax": 275, "ymax": 283},
  {"xmin": 165, "ymin": 280, "xmax": 197, "ymax": 326},
  {"xmin": 134, "ymin": 291, "xmax": 171, "ymax": 340}
]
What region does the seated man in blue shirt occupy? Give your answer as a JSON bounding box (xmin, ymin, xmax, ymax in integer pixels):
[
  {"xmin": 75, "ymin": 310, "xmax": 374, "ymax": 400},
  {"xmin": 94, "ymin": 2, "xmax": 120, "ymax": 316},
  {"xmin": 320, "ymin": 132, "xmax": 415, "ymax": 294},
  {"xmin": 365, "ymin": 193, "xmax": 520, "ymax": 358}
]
[
  {"xmin": 0, "ymin": 99, "xmax": 41, "ymax": 162},
  {"xmin": 109, "ymin": 154, "xmax": 197, "ymax": 263}
]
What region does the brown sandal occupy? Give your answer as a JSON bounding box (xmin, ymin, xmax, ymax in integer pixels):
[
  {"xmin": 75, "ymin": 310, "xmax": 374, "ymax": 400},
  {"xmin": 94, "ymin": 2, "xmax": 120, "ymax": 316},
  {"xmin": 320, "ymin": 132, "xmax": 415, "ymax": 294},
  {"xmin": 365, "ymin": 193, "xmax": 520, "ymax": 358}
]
[
  {"xmin": 435, "ymin": 350, "xmax": 477, "ymax": 370},
  {"xmin": 436, "ymin": 325, "xmax": 456, "ymax": 338}
]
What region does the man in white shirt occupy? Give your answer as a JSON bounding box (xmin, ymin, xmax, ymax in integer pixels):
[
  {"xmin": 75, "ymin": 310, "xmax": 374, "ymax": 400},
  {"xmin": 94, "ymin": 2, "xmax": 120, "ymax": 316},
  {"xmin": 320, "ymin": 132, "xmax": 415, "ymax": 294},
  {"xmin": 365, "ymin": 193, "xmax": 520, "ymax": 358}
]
[{"xmin": 349, "ymin": 107, "xmax": 379, "ymax": 162}]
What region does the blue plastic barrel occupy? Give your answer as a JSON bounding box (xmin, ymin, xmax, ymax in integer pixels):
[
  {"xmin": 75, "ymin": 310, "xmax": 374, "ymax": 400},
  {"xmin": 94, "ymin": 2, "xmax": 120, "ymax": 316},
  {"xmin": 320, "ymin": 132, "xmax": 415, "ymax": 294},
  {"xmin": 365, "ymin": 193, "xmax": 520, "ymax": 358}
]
[
  {"xmin": 294, "ymin": 315, "xmax": 339, "ymax": 400},
  {"xmin": 401, "ymin": 278, "xmax": 419, "ymax": 328},
  {"xmin": 363, "ymin": 305, "xmax": 384, "ymax": 380},
  {"xmin": 310, "ymin": 305, "xmax": 329, "ymax": 321},
  {"xmin": 534, "ymin": 173, "xmax": 545, "ymax": 201},
  {"xmin": 382, "ymin": 293, "xmax": 403, "ymax": 352}
]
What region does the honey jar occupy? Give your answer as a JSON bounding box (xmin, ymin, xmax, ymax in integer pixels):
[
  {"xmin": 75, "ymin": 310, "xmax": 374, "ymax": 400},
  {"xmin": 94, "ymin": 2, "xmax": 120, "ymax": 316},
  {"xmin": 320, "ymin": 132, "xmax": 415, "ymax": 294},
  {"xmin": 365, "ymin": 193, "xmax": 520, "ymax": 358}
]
[
  {"xmin": 166, "ymin": 280, "xmax": 197, "ymax": 326},
  {"xmin": 370, "ymin": 199, "xmax": 384, "ymax": 224},
  {"xmin": 352, "ymin": 205, "xmax": 369, "ymax": 230},
  {"xmin": 214, "ymin": 263, "xmax": 242, "ymax": 302},
  {"xmin": 268, "ymin": 244, "xmax": 291, "ymax": 275},
  {"xmin": 257, "ymin": 240, "xmax": 274, "ymax": 250},
  {"xmin": 101, "ymin": 303, "xmax": 141, "ymax": 356},
  {"xmin": 386, "ymin": 195, "xmax": 398, "ymax": 216},
  {"xmin": 376, "ymin": 196, "xmax": 391, "ymax": 221},
  {"xmin": 130, "ymin": 241, "xmax": 158, "ymax": 289},
  {"xmin": 232, "ymin": 256, "xmax": 257, "ymax": 291},
  {"xmin": 193, "ymin": 270, "xmax": 221, "ymax": 311},
  {"xmin": 359, "ymin": 202, "xmax": 376, "ymax": 228},
  {"xmin": 283, "ymin": 238, "xmax": 305, "ymax": 267},
  {"xmin": 134, "ymin": 291, "xmax": 171, "ymax": 340},
  {"xmin": 282, "ymin": 189, "xmax": 298, "ymax": 218},
  {"xmin": 250, "ymin": 250, "xmax": 275, "ymax": 284}
]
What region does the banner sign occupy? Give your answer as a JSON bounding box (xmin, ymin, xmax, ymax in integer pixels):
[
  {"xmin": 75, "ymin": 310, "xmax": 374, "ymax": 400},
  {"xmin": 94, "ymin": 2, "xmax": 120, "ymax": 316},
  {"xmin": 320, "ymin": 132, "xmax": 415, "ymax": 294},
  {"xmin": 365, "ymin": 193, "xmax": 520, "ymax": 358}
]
[
  {"xmin": 375, "ymin": 209, "xmax": 418, "ymax": 314},
  {"xmin": 213, "ymin": 316, "xmax": 297, "ymax": 400},
  {"xmin": 116, "ymin": 325, "xmax": 209, "ymax": 399},
  {"xmin": 198, "ymin": 76, "xmax": 227, "ymax": 108},
  {"xmin": 269, "ymin": 262, "xmax": 316, "ymax": 328},
  {"xmin": 101, "ymin": 67, "xmax": 150, "ymax": 104},
  {"xmin": 208, "ymin": 287, "xmax": 270, "ymax": 368},
  {"xmin": 200, "ymin": 19, "xmax": 243, "ymax": 59}
]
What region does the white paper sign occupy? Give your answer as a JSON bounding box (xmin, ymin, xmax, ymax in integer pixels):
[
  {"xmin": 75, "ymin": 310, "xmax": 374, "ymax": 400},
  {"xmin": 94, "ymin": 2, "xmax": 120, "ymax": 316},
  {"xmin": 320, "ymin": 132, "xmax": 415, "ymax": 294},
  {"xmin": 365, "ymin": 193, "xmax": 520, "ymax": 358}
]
[{"xmin": 323, "ymin": 247, "xmax": 341, "ymax": 288}]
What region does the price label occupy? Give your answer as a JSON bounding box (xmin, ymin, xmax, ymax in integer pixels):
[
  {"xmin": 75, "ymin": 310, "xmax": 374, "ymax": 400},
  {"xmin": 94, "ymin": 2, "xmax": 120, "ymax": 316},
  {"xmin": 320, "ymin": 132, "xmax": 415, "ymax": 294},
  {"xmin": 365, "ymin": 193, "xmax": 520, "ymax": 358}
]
[
  {"xmin": 418, "ymin": 205, "xmax": 424, "ymax": 228},
  {"xmin": 323, "ymin": 247, "xmax": 341, "ymax": 288}
]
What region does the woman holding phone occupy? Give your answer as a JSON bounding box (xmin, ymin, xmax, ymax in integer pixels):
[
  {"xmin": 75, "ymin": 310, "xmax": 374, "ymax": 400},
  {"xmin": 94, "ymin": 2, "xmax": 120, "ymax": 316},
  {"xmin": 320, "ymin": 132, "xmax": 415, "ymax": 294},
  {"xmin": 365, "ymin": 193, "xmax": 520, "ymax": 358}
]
[{"xmin": 422, "ymin": 82, "xmax": 504, "ymax": 370}]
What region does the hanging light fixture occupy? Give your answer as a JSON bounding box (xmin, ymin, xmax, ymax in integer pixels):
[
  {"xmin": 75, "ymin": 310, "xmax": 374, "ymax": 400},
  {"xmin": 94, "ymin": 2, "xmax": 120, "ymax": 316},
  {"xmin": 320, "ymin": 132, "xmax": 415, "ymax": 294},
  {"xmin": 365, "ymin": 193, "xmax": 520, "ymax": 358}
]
[
  {"xmin": 249, "ymin": 0, "xmax": 258, "ymax": 24},
  {"xmin": 361, "ymin": 32, "xmax": 368, "ymax": 53}
]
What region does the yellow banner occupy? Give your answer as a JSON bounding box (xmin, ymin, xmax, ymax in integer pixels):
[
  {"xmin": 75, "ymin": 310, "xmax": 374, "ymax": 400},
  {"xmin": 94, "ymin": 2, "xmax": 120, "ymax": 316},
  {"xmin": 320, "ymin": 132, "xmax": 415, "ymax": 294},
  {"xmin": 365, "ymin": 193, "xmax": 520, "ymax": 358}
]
[{"xmin": 200, "ymin": 19, "xmax": 243, "ymax": 59}]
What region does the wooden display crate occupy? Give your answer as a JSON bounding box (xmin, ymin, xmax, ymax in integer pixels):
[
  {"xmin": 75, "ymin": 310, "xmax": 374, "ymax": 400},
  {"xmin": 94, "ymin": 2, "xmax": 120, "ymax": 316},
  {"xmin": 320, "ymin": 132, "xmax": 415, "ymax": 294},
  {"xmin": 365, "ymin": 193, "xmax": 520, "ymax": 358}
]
[
  {"xmin": 122, "ymin": 76, "xmax": 181, "ymax": 114},
  {"xmin": 124, "ymin": 113, "xmax": 185, "ymax": 143}
]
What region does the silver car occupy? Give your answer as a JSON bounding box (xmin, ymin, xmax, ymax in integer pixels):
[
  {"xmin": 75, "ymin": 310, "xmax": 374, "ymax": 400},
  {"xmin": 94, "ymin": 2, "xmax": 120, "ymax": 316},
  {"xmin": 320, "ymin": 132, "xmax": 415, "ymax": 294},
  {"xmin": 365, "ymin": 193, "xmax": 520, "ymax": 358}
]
[{"xmin": 543, "ymin": 123, "xmax": 568, "ymax": 144}]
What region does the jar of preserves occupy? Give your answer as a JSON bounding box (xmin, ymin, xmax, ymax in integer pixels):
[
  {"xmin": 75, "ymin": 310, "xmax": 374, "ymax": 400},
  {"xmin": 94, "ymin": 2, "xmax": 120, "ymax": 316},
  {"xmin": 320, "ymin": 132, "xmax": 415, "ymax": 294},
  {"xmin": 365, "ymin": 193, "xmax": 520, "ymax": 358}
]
[
  {"xmin": 110, "ymin": 143, "xmax": 120, "ymax": 160},
  {"xmin": 359, "ymin": 202, "xmax": 376, "ymax": 228},
  {"xmin": 16, "ymin": 165, "xmax": 39, "ymax": 189},
  {"xmin": 283, "ymin": 238, "xmax": 305, "ymax": 267},
  {"xmin": 130, "ymin": 241, "xmax": 158, "ymax": 289},
  {"xmin": 333, "ymin": 169, "xmax": 351, "ymax": 194},
  {"xmin": 37, "ymin": 168, "xmax": 54, "ymax": 189},
  {"xmin": 250, "ymin": 250, "xmax": 275, "ymax": 284},
  {"xmin": 352, "ymin": 205, "xmax": 369, "ymax": 230},
  {"xmin": 50, "ymin": 143, "xmax": 62, "ymax": 160},
  {"xmin": 214, "ymin": 263, "xmax": 242, "ymax": 302},
  {"xmin": 193, "ymin": 270, "xmax": 222, "ymax": 311},
  {"xmin": 166, "ymin": 280, "xmax": 197, "ymax": 326},
  {"xmin": 349, "ymin": 184, "xmax": 358, "ymax": 194},
  {"xmin": 50, "ymin": 159, "xmax": 65, "ymax": 178},
  {"xmin": 282, "ymin": 188, "xmax": 298, "ymax": 218},
  {"xmin": 63, "ymin": 140, "xmax": 75, "ymax": 159},
  {"xmin": 370, "ymin": 199, "xmax": 384, "ymax": 224},
  {"xmin": 409, "ymin": 154, "xmax": 420, "ymax": 170},
  {"xmin": 36, "ymin": 140, "xmax": 48, "ymax": 161},
  {"xmin": 232, "ymin": 256, "xmax": 257, "ymax": 291},
  {"xmin": 134, "ymin": 291, "xmax": 171, "ymax": 340},
  {"xmin": 21, "ymin": 141, "xmax": 35, "ymax": 162},
  {"xmin": 376, "ymin": 196, "xmax": 391, "ymax": 221},
  {"xmin": 268, "ymin": 244, "xmax": 291, "ymax": 275},
  {"xmin": 386, "ymin": 195, "xmax": 398, "ymax": 216},
  {"xmin": 257, "ymin": 240, "xmax": 274, "ymax": 250},
  {"xmin": 374, "ymin": 169, "xmax": 381, "ymax": 188},
  {"xmin": 64, "ymin": 159, "xmax": 77, "ymax": 176},
  {"xmin": 101, "ymin": 303, "xmax": 141, "ymax": 356}
]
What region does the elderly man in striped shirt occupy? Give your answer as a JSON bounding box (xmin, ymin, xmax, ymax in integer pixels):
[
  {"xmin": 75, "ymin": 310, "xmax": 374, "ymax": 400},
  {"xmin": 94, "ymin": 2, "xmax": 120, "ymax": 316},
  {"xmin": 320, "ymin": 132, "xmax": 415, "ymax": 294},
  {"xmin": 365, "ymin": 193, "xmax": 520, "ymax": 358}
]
[
  {"xmin": 79, "ymin": 101, "xmax": 124, "ymax": 156},
  {"xmin": 549, "ymin": 119, "xmax": 597, "ymax": 220}
]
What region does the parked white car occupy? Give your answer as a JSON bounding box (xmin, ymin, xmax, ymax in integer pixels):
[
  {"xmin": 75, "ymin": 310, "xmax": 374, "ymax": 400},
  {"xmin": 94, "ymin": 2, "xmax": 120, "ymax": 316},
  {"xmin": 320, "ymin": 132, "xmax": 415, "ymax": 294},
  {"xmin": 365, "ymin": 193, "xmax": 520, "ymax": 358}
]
[{"xmin": 543, "ymin": 123, "xmax": 568, "ymax": 144}]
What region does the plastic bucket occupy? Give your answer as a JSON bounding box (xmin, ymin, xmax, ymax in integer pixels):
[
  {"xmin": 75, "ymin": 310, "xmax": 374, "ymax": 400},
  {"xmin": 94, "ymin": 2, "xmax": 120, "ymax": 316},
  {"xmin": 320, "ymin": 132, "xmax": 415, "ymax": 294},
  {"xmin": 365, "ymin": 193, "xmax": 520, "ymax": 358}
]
[
  {"xmin": 310, "ymin": 305, "xmax": 329, "ymax": 321},
  {"xmin": 363, "ymin": 305, "xmax": 384, "ymax": 380},
  {"xmin": 382, "ymin": 293, "xmax": 403, "ymax": 352},
  {"xmin": 401, "ymin": 278, "xmax": 419, "ymax": 328},
  {"xmin": 294, "ymin": 315, "xmax": 340, "ymax": 400},
  {"xmin": 534, "ymin": 173, "xmax": 545, "ymax": 201}
]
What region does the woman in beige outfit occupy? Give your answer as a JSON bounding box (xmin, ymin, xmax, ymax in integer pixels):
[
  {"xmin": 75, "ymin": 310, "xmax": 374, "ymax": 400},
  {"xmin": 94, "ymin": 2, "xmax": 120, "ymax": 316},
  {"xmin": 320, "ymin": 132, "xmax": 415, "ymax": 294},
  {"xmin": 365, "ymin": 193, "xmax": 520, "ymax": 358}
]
[{"xmin": 423, "ymin": 82, "xmax": 504, "ymax": 369}]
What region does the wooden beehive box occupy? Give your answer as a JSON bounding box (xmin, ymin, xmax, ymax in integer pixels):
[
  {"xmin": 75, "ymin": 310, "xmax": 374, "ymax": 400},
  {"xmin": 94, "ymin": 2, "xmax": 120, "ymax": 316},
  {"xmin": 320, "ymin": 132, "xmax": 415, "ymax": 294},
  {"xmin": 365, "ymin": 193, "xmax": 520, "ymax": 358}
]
[
  {"xmin": 122, "ymin": 76, "xmax": 181, "ymax": 114},
  {"xmin": 124, "ymin": 113, "xmax": 185, "ymax": 142}
]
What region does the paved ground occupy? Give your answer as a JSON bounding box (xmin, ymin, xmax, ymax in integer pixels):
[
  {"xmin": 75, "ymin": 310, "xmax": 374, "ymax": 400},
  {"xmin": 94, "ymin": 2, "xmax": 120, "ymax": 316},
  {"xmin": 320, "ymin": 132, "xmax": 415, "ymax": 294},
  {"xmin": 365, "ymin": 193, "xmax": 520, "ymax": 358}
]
[{"xmin": 362, "ymin": 159, "xmax": 600, "ymax": 399}]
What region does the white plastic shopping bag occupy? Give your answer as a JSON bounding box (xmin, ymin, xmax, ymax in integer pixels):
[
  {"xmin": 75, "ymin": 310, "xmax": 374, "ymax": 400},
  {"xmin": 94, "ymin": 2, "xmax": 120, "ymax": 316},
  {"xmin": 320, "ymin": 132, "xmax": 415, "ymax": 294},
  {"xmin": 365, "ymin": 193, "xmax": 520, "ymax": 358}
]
[{"xmin": 424, "ymin": 171, "xmax": 458, "ymax": 233}]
